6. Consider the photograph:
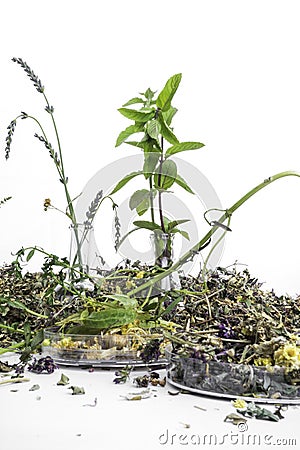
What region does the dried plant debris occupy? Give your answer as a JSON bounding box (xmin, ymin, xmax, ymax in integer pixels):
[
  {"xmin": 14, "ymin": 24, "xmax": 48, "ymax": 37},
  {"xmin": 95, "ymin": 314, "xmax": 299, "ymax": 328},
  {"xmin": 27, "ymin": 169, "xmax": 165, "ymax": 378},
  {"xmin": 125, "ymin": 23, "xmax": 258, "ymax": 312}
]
[
  {"xmin": 231, "ymin": 400, "xmax": 282, "ymax": 422},
  {"xmin": 27, "ymin": 356, "xmax": 57, "ymax": 374},
  {"xmin": 0, "ymin": 361, "xmax": 13, "ymax": 372},
  {"xmin": 113, "ymin": 366, "xmax": 133, "ymax": 384},
  {"xmin": 166, "ymin": 266, "xmax": 300, "ymax": 399},
  {"xmin": 133, "ymin": 372, "xmax": 166, "ymax": 388},
  {"xmin": 1, "ymin": 261, "xmax": 300, "ymax": 399},
  {"xmin": 83, "ymin": 397, "xmax": 97, "ymax": 407},
  {"xmin": 57, "ymin": 373, "xmax": 70, "ymax": 386},
  {"xmin": 120, "ymin": 387, "xmax": 152, "ymax": 401},
  {"xmin": 69, "ymin": 386, "xmax": 85, "ymax": 395}
]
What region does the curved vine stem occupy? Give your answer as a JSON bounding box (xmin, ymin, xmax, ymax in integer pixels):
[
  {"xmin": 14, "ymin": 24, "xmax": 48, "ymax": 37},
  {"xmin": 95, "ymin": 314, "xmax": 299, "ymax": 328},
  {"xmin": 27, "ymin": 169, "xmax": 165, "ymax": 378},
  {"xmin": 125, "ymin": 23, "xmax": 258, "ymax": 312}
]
[{"xmin": 128, "ymin": 171, "xmax": 300, "ymax": 297}]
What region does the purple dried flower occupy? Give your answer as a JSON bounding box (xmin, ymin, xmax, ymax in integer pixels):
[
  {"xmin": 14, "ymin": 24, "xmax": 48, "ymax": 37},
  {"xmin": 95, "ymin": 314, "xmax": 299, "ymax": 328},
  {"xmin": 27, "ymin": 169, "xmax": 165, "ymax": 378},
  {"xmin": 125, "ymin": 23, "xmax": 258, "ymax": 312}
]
[
  {"xmin": 218, "ymin": 321, "xmax": 235, "ymax": 339},
  {"xmin": 28, "ymin": 356, "xmax": 57, "ymax": 374}
]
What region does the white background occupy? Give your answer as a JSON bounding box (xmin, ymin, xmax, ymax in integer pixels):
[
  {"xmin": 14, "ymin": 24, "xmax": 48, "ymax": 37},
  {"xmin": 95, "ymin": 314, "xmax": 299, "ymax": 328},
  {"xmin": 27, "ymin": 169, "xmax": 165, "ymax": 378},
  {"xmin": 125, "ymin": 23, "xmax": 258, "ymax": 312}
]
[{"xmin": 0, "ymin": 0, "xmax": 300, "ymax": 295}]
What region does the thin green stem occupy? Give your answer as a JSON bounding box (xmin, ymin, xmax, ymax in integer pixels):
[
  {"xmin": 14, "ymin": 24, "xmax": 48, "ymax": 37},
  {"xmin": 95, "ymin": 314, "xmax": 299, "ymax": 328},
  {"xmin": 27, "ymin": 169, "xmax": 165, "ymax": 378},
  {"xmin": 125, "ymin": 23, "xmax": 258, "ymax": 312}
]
[
  {"xmin": 0, "ymin": 324, "xmax": 24, "ymax": 333},
  {"xmin": 0, "ymin": 377, "xmax": 30, "ymax": 385},
  {"xmin": 0, "ymin": 341, "xmax": 24, "ymax": 355},
  {"xmin": 202, "ymin": 215, "xmax": 232, "ymax": 289},
  {"xmin": 128, "ymin": 171, "xmax": 300, "ymax": 297},
  {"xmin": 158, "ymin": 138, "xmax": 166, "ymax": 233},
  {"xmin": 149, "ymin": 177, "xmax": 155, "ymax": 224}
]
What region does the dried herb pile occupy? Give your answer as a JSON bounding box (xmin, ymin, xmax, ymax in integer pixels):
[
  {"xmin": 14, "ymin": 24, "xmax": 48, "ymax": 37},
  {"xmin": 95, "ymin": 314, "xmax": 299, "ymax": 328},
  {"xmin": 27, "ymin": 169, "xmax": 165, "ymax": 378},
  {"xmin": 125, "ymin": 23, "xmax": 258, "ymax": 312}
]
[
  {"xmin": 172, "ymin": 266, "xmax": 300, "ymax": 365},
  {"xmin": 1, "ymin": 262, "xmax": 299, "ymax": 372}
]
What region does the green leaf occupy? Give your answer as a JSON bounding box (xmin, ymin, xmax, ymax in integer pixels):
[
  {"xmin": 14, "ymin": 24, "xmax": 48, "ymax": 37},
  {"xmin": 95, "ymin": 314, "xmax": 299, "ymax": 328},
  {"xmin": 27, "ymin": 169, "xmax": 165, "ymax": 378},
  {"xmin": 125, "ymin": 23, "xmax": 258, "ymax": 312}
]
[
  {"xmin": 109, "ymin": 171, "xmax": 143, "ymax": 195},
  {"xmin": 136, "ymin": 198, "xmax": 150, "ymax": 216},
  {"xmin": 30, "ymin": 330, "xmax": 44, "ymax": 350},
  {"xmin": 29, "ymin": 384, "xmax": 40, "ymax": 391},
  {"xmin": 122, "ymin": 97, "xmax": 145, "ymax": 107},
  {"xmin": 154, "ymin": 159, "xmax": 177, "ymax": 189},
  {"xmin": 146, "ymin": 119, "xmax": 161, "ymax": 140},
  {"xmin": 165, "ymin": 141, "xmax": 205, "ymax": 157},
  {"xmin": 156, "ymin": 73, "xmax": 182, "ymax": 111},
  {"xmin": 167, "ymin": 219, "xmax": 190, "ymax": 232},
  {"xmin": 162, "ymin": 106, "xmax": 178, "ymax": 126},
  {"xmin": 26, "ymin": 248, "xmax": 35, "ymax": 262},
  {"xmin": 115, "ymin": 123, "xmax": 145, "ymax": 147},
  {"xmin": 172, "ymin": 228, "xmax": 190, "ymax": 240},
  {"xmin": 161, "ymin": 295, "xmax": 183, "ymax": 318},
  {"xmin": 124, "ymin": 141, "xmax": 145, "ymax": 148},
  {"xmin": 143, "ymin": 152, "xmax": 160, "ymax": 179},
  {"xmin": 133, "ymin": 220, "xmax": 161, "ymax": 231},
  {"xmin": 83, "ymin": 308, "xmax": 137, "ymax": 329},
  {"xmin": 158, "ymin": 114, "xmax": 179, "ymax": 145},
  {"xmin": 118, "ymin": 108, "xmax": 155, "ymax": 122},
  {"xmin": 24, "ymin": 322, "xmax": 31, "ymax": 347},
  {"xmin": 174, "ymin": 174, "xmax": 194, "ymax": 194},
  {"xmin": 105, "ymin": 294, "xmax": 138, "ymax": 309},
  {"xmin": 129, "ymin": 189, "xmax": 150, "ymax": 210},
  {"xmin": 143, "ymin": 88, "xmax": 156, "ymax": 101}
]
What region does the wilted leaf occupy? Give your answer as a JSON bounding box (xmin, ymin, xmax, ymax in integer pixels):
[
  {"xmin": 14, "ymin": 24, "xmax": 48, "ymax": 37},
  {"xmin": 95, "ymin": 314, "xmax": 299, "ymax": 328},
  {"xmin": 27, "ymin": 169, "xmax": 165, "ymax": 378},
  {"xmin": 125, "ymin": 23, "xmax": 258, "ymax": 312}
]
[
  {"xmin": 69, "ymin": 386, "xmax": 85, "ymax": 395},
  {"xmin": 57, "ymin": 373, "xmax": 70, "ymax": 386}
]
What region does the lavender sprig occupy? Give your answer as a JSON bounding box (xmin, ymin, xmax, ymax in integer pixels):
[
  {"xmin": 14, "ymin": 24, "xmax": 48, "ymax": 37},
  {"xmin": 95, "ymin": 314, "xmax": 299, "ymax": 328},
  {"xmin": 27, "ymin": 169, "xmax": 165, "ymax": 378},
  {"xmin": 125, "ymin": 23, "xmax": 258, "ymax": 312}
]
[
  {"xmin": 5, "ymin": 112, "xmax": 28, "ymax": 160},
  {"xmin": 85, "ymin": 190, "xmax": 104, "ymax": 226},
  {"xmin": 113, "ymin": 204, "xmax": 121, "ymax": 251},
  {"xmin": 34, "ymin": 133, "xmax": 62, "ymax": 170},
  {"xmin": 12, "ymin": 57, "xmax": 44, "ymax": 93}
]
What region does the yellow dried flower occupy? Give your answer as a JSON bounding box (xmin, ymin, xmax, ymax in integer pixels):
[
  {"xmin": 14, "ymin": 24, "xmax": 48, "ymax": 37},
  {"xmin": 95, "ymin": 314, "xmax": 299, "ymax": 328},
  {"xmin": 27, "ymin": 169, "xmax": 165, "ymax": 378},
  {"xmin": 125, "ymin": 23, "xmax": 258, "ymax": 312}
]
[
  {"xmin": 43, "ymin": 198, "xmax": 51, "ymax": 211},
  {"xmin": 254, "ymin": 356, "xmax": 273, "ymax": 367},
  {"xmin": 126, "ymin": 279, "xmax": 135, "ymax": 289},
  {"xmin": 136, "ymin": 271, "xmax": 145, "ymax": 279},
  {"xmin": 274, "ymin": 343, "xmax": 300, "ymax": 369},
  {"xmin": 232, "ymin": 398, "xmax": 247, "ymax": 410},
  {"xmin": 115, "ymin": 286, "xmax": 122, "ymax": 294}
]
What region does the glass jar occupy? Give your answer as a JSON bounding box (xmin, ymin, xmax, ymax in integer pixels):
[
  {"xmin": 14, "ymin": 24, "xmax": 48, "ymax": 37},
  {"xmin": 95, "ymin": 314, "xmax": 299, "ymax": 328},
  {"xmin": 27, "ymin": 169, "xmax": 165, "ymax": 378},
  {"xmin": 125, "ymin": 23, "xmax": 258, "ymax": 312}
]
[{"xmin": 150, "ymin": 232, "xmax": 181, "ymax": 291}]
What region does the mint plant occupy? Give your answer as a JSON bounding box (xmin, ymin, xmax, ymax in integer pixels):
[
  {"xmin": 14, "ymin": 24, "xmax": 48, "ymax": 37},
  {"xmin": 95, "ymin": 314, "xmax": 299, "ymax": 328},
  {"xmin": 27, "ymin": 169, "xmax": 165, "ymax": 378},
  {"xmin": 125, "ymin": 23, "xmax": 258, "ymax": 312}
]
[{"xmin": 111, "ymin": 74, "xmax": 204, "ymax": 267}]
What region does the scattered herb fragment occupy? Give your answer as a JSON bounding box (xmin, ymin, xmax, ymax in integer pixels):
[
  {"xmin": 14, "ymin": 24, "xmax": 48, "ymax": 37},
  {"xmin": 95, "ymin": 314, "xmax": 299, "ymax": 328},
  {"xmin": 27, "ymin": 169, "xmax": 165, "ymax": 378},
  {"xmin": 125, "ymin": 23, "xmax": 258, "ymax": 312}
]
[
  {"xmin": 0, "ymin": 361, "xmax": 13, "ymax": 373},
  {"xmin": 113, "ymin": 365, "xmax": 133, "ymax": 384},
  {"xmin": 83, "ymin": 397, "xmax": 98, "ymax": 407},
  {"xmin": 194, "ymin": 405, "xmax": 207, "ymax": 411},
  {"xmin": 29, "ymin": 384, "xmax": 40, "ymax": 391},
  {"xmin": 69, "ymin": 386, "xmax": 85, "ymax": 395},
  {"xmin": 57, "ymin": 373, "xmax": 70, "ymax": 386},
  {"xmin": 133, "ymin": 371, "xmax": 166, "ymax": 388},
  {"xmin": 121, "ymin": 388, "xmax": 151, "ymax": 401},
  {"xmin": 224, "ymin": 413, "xmax": 248, "ymax": 426},
  {"xmin": 0, "ymin": 377, "xmax": 30, "ymax": 386}
]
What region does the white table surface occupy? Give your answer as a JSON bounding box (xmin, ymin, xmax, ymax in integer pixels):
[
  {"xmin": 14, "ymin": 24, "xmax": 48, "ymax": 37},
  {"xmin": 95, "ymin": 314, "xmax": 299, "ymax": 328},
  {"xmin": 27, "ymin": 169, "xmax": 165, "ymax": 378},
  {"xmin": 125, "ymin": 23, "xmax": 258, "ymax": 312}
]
[{"xmin": 1, "ymin": 353, "xmax": 299, "ymax": 450}]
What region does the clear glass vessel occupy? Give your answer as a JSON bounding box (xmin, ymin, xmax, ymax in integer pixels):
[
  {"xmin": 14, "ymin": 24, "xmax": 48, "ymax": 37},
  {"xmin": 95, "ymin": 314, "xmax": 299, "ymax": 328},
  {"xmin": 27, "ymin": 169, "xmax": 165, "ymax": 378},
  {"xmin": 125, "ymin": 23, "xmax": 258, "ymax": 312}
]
[
  {"xmin": 42, "ymin": 328, "xmax": 167, "ymax": 368},
  {"xmin": 150, "ymin": 232, "xmax": 181, "ymax": 291}
]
